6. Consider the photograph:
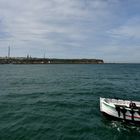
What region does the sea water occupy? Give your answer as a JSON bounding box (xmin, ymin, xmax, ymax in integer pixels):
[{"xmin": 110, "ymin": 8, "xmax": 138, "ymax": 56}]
[{"xmin": 0, "ymin": 64, "xmax": 140, "ymax": 140}]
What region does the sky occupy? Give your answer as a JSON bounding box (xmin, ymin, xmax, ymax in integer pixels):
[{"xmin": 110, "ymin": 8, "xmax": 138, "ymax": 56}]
[{"xmin": 0, "ymin": 0, "xmax": 140, "ymax": 63}]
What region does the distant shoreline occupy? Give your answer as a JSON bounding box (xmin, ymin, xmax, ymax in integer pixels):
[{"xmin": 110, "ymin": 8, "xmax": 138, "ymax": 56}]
[{"xmin": 0, "ymin": 57, "xmax": 104, "ymax": 64}]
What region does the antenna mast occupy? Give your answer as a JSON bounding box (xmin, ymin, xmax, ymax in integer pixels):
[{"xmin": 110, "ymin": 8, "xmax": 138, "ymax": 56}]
[
  {"xmin": 8, "ymin": 46, "xmax": 10, "ymax": 58},
  {"xmin": 44, "ymin": 48, "xmax": 46, "ymax": 59}
]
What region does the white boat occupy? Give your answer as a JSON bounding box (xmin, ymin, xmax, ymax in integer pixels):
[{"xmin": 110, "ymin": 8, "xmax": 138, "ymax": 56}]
[{"xmin": 100, "ymin": 97, "xmax": 140, "ymax": 124}]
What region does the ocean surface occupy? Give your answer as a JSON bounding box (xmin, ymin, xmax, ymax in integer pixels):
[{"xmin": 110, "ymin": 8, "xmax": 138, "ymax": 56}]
[{"xmin": 0, "ymin": 64, "xmax": 140, "ymax": 140}]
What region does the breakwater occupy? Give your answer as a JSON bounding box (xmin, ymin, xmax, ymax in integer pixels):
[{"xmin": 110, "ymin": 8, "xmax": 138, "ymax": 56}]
[{"xmin": 0, "ymin": 57, "xmax": 104, "ymax": 64}]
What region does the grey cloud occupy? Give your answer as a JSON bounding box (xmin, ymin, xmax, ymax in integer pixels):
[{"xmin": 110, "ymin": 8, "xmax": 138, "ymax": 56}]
[{"xmin": 0, "ymin": 0, "xmax": 139, "ymax": 62}]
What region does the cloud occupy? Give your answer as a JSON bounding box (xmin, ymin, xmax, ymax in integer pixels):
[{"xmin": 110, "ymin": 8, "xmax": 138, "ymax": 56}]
[
  {"xmin": 0, "ymin": 0, "xmax": 140, "ymax": 62},
  {"xmin": 109, "ymin": 17, "xmax": 140, "ymax": 39},
  {"xmin": 0, "ymin": 0, "xmax": 91, "ymax": 42}
]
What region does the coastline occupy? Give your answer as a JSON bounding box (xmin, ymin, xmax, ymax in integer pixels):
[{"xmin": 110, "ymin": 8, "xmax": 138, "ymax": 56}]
[{"xmin": 0, "ymin": 57, "xmax": 104, "ymax": 64}]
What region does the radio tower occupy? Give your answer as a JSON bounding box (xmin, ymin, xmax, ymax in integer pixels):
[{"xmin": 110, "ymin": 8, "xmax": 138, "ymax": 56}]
[
  {"xmin": 8, "ymin": 46, "xmax": 10, "ymax": 58},
  {"xmin": 44, "ymin": 48, "xmax": 46, "ymax": 59}
]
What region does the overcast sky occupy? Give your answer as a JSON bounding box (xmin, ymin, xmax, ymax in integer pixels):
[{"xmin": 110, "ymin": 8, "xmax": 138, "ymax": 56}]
[{"xmin": 0, "ymin": 0, "xmax": 140, "ymax": 62}]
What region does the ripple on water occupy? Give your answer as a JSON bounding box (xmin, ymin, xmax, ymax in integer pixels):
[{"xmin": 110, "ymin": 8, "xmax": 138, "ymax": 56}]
[{"xmin": 0, "ymin": 64, "xmax": 140, "ymax": 140}]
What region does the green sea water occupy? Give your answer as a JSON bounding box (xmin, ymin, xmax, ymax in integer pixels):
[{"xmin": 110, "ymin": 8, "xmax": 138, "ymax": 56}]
[{"xmin": 0, "ymin": 64, "xmax": 140, "ymax": 140}]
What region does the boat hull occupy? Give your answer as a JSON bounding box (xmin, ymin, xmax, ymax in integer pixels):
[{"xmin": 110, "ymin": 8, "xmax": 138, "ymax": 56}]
[{"xmin": 100, "ymin": 97, "xmax": 140, "ymax": 124}]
